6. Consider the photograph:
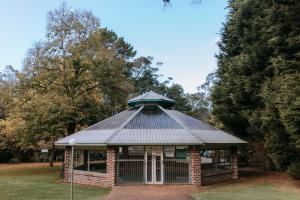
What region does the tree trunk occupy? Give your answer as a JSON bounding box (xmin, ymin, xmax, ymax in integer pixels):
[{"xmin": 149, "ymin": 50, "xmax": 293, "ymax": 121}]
[
  {"xmin": 67, "ymin": 120, "xmax": 76, "ymax": 135},
  {"xmin": 49, "ymin": 143, "xmax": 55, "ymax": 167},
  {"xmin": 13, "ymin": 147, "xmax": 21, "ymax": 161}
]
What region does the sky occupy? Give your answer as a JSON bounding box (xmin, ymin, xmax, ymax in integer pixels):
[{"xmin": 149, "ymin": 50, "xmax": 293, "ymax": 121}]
[{"xmin": 0, "ymin": 0, "xmax": 228, "ymax": 93}]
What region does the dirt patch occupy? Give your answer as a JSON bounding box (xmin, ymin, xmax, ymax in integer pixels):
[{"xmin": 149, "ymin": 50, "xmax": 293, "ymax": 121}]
[{"xmin": 239, "ymin": 168, "xmax": 300, "ymax": 192}]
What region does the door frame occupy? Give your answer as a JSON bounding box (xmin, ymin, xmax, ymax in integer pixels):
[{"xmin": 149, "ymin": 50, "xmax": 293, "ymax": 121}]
[{"xmin": 144, "ymin": 146, "xmax": 164, "ymax": 184}]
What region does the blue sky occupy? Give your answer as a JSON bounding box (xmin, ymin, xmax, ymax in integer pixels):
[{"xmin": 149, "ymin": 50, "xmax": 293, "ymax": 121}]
[{"xmin": 0, "ymin": 0, "xmax": 227, "ymax": 93}]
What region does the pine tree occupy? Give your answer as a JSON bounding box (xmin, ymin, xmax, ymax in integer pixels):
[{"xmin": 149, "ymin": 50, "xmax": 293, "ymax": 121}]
[{"xmin": 212, "ymin": 0, "xmax": 300, "ymax": 170}]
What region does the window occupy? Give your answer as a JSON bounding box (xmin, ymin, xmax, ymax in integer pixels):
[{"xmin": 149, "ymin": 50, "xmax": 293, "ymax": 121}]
[
  {"xmin": 73, "ymin": 148, "xmax": 107, "ymax": 173},
  {"xmin": 201, "ymin": 150, "xmax": 231, "ymax": 164},
  {"xmin": 164, "ymin": 146, "xmax": 188, "ymax": 159},
  {"xmin": 128, "ymin": 146, "xmax": 144, "ymax": 156},
  {"xmin": 89, "ymin": 150, "xmax": 107, "ymax": 173},
  {"xmin": 164, "ymin": 146, "xmax": 175, "ymax": 158},
  {"xmin": 175, "ymin": 146, "xmax": 188, "ymax": 159}
]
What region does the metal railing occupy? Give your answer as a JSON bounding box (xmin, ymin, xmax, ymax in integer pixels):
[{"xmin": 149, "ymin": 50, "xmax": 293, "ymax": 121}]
[
  {"xmin": 116, "ymin": 159, "xmax": 191, "ymax": 185},
  {"xmin": 164, "ymin": 159, "xmax": 191, "ymax": 184},
  {"xmin": 201, "ymin": 161, "xmax": 233, "ymax": 185},
  {"xmin": 117, "ymin": 159, "xmax": 144, "ymax": 184},
  {"xmin": 117, "ymin": 159, "xmax": 233, "ymax": 185}
]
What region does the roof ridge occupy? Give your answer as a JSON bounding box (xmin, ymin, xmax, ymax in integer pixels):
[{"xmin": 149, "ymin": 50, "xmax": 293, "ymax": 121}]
[
  {"xmin": 158, "ymin": 106, "xmax": 205, "ymax": 144},
  {"xmin": 105, "ymin": 106, "xmax": 144, "ymax": 143}
]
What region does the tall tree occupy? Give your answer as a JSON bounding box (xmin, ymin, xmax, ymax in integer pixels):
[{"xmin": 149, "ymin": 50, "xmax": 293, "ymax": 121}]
[
  {"xmin": 186, "ymin": 72, "xmax": 216, "ymax": 122},
  {"xmin": 0, "ymin": 66, "xmax": 21, "ymax": 160},
  {"xmin": 212, "ymin": 0, "xmax": 300, "ymax": 170},
  {"xmin": 18, "ymin": 3, "xmax": 136, "ymax": 166},
  {"xmin": 166, "ymin": 84, "xmax": 191, "ymax": 112},
  {"xmin": 260, "ymin": 0, "xmax": 300, "ymax": 169},
  {"xmin": 130, "ymin": 56, "xmax": 168, "ymax": 94}
]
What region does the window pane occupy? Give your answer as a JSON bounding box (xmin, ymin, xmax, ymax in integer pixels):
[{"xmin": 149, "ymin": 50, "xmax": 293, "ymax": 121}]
[
  {"xmin": 164, "ymin": 146, "xmax": 175, "ymax": 158},
  {"xmin": 73, "ymin": 149, "xmax": 107, "ymax": 173},
  {"xmin": 128, "ymin": 146, "xmax": 144, "ymax": 155},
  {"xmin": 89, "ymin": 150, "xmax": 107, "ymax": 173},
  {"xmin": 175, "ymin": 146, "xmax": 188, "ymax": 159},
  {"xmin": 201, "ymin": 150, "xmax": 213, "ymax": 164},
  {"xmin": 73, "ymin": 150, "xmax": 88, "ymax": 171}
]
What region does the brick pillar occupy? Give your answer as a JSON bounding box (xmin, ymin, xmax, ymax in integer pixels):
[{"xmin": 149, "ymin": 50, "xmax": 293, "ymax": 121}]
[
  {"xmin": 189, "ymin": 146, "xmax": 201, "ymax": 186},
  {"xmin": 107, "ymin": 146, "xmax": 118, "ymax": 186},
  {"xmin": 231, "ymin": 147, "xmax": 238, "ymax": 180},
  {"xmin": 64, "ymin": 146, "xmax": 71, "ymax": 182}
]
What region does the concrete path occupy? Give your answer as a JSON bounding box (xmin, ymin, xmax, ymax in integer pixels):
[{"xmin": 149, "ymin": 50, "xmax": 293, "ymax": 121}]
[{"xmin": 104, "ymin": 185, "xmax": 197, "ymax": 200}]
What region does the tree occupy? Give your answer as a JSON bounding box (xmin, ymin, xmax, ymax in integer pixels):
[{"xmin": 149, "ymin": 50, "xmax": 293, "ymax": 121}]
[
  {"xmin": 0, "ymin": 66, "xmax": 22, "ymax": 161},
  {"xmin": 166, "ymin": 84, "xmax": 191, "ymax": 112},
  {"xmin": 185, "ymin": 72, "xmax": 216, "ymax": 122},
  {"xmin": 130, "ymin": 56, "xmax": 168, "ymax": 95},
  {"xmin": 212, "ymin": 0, "xmax": 300, "ymax": 170},
  {"xmin": 19, "ymin": 3, "xmax": 136, "ymax": 166}
]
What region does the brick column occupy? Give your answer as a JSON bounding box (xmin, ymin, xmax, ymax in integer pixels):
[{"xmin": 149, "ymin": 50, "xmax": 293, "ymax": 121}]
[
  {"xmin": 189, "ymin": 146, "xmax": 201, "ymax": 186},
  {"xmin": 64, "ymin": 146, "xmax": 71, "ymax": 182},
  {"xmin": 231, "ymin": 147, "xmax": 238, "ymax": 180},
  {"xmin": 106, "ymin": 146, "xmax": 118, "ymax": 186}
]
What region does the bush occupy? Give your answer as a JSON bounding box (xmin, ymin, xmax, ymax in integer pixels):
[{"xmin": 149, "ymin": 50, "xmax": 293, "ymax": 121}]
[
  {"xmin": 8, "ymin": 158, "xmax": 20, "ymax": 164},
  {"xmin": 287, "ymin": 162, "xmax": 300, "ymax": 179}
]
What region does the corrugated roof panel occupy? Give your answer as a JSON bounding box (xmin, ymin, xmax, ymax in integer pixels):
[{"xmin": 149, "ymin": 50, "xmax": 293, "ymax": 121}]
[
  {"xmin": 55, "ymin": 130, "xmax": 116, "ymax": 145},
  {"xmin": 128, "ymin": 91, "xmax": 174, "ymax": 103},
  {"xmin": 190, "ymin": 130, "xmax": 247, "ymax": 144},
  {"xmin": 108, "ymin": 129, "xmax": 201, "ymax": 145},
  {"xmin": 84, "ymin": 108, "xmax": 138, "ymax": 130},
  {"xmin": 124, "ymin": 106, "xmax": 182, "ymax": 129},
  {"xmin": 165, "ymin": 110, "xmax": 216, "ymax": 130}
]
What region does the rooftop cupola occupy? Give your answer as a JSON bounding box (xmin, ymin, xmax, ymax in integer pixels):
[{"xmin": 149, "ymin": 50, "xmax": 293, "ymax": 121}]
[{"xmin": 127, "ymin": 90, "xmax": 175, "ymax": 107}]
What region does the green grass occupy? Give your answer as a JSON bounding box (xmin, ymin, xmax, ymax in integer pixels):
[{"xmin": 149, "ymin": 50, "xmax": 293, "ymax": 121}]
[
  {"xmin": 0, "ymin": 165, "xmax": 110, "ymax": 200},
  {"xmin": 192, "ymin": 184, "xmax": 300, "ymax": 200}
]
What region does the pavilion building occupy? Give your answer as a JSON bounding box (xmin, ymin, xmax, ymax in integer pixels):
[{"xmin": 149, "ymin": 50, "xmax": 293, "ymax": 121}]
[{"xmin": 55, "ymin": 91, "xmax": 246, "ymax": 187}]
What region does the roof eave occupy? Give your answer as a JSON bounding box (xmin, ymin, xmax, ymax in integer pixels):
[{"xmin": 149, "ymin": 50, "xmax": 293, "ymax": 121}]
[
  {"xmin": 107, "ymin": 143, "xmax": 204, "ymax": 146},
  {"xmin": 55, "ymin": 143, "xmax": 107, "ymax": 146}
]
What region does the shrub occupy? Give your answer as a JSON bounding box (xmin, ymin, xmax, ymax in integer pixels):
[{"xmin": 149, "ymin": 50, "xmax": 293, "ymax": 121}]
[
  {"xmin": 8, "ymin": 158, "xmax": 20, "ymax": 164},
  {"xmin": 287, "ymin": 162, "xmax": 300, "ymax": 179}
]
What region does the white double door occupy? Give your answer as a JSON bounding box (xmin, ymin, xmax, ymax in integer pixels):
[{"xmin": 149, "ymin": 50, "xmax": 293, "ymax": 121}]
[{"xmin": 145, "ymin": 146, "xmax": 163, "ymax": 184}]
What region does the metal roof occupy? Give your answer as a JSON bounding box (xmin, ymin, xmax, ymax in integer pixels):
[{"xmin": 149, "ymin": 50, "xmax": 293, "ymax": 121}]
[
  {"xmin": 127, "ymin": 91, "xmax": 175, "ymax": 107},
  {"xmin": 164, "ymin": 109, "xmax": 216, "ymax": 130},
  {"xmin": 55, "ymin": 130, "xmax": 116, "ymax": 145},
  {"xmin": 55, "ymin": 92, "xmax": 247, "ymax": 146},
  {"xmin": 190, "ymin": 130, "xmax": 246, "ymax": 144},
  {"xmin": 84, "ymin": 108, "xmax": 138, "ymax": 130},
  {"xmin": 108, "ymin": 129, "xmax": 200, "ymax": 145},
  {"xmin": 124, "ymin": 106, "xmax": 182, "ymax": 129}
]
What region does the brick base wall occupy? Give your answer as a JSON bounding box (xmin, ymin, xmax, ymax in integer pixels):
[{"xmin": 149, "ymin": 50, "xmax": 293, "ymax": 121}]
[
  {"xmin": 189, "ymin": 146, "xmax": 201, "ymax": 186},
  {"xmin": 63, "ymin": 146, "xmax": 118, "ymax": 187},
  {"xmin": 72, "ymin": 170, "xmax": 113, "ymax": 187}
]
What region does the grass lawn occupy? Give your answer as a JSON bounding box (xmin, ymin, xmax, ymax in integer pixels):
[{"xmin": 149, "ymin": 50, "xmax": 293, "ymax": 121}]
[
  {"xmin": 192, "ymin": 180, "xmax": 300, "ymax": 200},
  {"xmin": 0, "ymin": 163, "xmax": 110, "ymax": 200}
]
